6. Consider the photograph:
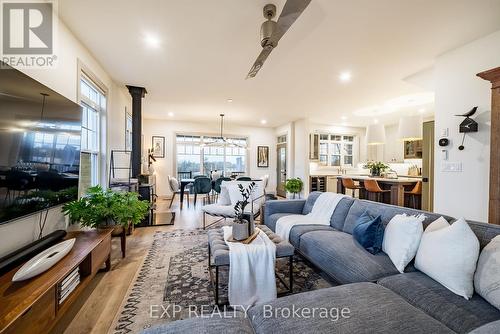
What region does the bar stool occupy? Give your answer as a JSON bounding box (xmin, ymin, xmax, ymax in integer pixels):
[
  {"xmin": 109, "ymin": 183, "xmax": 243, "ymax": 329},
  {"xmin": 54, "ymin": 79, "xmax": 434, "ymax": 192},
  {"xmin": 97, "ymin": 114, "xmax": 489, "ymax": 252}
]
[
  {"xmin": 405, "ymin": 181, "xmax": 422, "ymax": 209},
  {"xmin": 363, "ymin": 179, "xmax": 390, "ymax": 203},
  {"xmin": 341, "ymin": 178, "xmax": 364, "ymax": 198}
]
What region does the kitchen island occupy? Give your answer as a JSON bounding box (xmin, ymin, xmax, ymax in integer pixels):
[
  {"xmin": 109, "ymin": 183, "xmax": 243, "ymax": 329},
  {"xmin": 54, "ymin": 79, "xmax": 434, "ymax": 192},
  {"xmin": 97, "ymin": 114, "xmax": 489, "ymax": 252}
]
[{"xmin": 337, "ymin": 175, "xmax": 421, "ymax": 207}]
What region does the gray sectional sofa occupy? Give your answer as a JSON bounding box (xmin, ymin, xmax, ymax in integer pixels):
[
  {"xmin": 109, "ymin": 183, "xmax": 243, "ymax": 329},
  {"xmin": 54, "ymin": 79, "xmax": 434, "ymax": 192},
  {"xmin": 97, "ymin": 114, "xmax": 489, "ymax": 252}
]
[{"xmin": 144, "ymin": 192, "xmax": 500, "ymax": 334}]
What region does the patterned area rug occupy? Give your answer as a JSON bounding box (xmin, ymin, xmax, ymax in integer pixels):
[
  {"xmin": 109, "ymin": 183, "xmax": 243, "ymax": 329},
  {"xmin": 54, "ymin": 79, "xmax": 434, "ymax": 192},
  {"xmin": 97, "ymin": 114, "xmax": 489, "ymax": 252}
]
[{"xmin": 111, "ymin": 228, "xmax": 334, "ymax": 334}]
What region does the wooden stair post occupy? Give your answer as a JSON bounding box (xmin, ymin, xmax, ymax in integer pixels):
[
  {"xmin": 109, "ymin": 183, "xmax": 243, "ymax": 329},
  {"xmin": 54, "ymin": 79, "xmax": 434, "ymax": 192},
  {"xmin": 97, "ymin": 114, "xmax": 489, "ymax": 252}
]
[{"xmin": 477, "ymin": 67, "xmax": 500, "ymax": 225}]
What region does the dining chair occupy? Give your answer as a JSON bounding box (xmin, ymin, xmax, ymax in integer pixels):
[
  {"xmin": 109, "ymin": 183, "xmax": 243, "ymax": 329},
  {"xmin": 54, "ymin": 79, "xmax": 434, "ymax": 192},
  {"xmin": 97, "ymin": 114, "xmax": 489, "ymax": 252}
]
[
  {"xmin": 193, "ymin": 175, "xmax": 207, "ymax": 179},
  {"xmin": 192, "ymin": 177, "xmax": 212, "ymax": 206},
  {"xmin": 168, "ymin": 175, "xmax": 189, "ymax": 208},
  {"xmin": 342, "ymin": 178, "xmax": 364, "ymax": 198},
  {"xmin": 363, "ymin": 179, "xmax": 390, "ymax": 203},
  {"xmin": 405, "ymin": 181, "xmax": 422, "ymax": 209}
]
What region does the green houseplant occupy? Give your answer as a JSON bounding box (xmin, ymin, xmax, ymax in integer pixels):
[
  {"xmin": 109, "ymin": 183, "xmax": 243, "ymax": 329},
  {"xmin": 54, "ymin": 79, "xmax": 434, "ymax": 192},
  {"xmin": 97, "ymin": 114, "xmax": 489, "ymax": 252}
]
[
  {"xmin": 285, "ymin": 177, "xmax": 303, "ymax": 199},
  {"xmin": 62, "ymin": 186, "xmax": 149, "ymax": 229},
  {"xmin": 363, "ymin": 161, "xmax": 389, "ymax": 177}
]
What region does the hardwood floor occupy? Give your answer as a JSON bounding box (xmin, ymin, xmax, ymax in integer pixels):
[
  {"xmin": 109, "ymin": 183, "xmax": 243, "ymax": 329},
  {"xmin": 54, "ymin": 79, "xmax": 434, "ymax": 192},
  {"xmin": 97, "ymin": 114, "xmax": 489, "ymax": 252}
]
[{"xmin": 54, "ymin": 196, "xmax": 219, "ymax": 334}]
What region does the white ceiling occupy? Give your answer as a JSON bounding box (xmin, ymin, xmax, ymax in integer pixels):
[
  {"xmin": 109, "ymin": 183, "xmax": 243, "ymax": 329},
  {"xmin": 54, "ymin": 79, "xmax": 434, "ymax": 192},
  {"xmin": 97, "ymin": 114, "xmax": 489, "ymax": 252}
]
[{"xmin": 59, "ymin": 0, "xmax": 500, "ymax": 127}]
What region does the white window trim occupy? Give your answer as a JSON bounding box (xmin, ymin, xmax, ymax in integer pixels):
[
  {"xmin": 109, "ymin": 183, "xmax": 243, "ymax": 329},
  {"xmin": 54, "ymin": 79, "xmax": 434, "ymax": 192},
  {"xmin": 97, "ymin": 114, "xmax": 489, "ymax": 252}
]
[
  {"xmin": 77, "ymin": 59, "xmax": 108, "ymax": 187},
  {"xmin": 174, "ymin": 132, "xmax": 250, "ymax": 175},
  {"xmin": 316, "ymin": 133, "xmax": 359, "ymax": 168}
]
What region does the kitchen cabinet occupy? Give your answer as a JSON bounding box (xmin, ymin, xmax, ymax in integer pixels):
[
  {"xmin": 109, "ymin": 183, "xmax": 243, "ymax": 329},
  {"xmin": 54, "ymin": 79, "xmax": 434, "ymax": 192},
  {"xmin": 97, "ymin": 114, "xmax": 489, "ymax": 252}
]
[{"xmin": 309, "ymin": 133, "xmax": 319, "ymax": 160}]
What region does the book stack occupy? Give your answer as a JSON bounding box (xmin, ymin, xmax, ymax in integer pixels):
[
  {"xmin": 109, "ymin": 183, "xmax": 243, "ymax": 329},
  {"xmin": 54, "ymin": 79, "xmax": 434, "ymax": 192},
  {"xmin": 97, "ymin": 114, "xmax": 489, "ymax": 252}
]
[{"xmin": 58, "ymin": 267, "xmax": 80, "ymax": 304}]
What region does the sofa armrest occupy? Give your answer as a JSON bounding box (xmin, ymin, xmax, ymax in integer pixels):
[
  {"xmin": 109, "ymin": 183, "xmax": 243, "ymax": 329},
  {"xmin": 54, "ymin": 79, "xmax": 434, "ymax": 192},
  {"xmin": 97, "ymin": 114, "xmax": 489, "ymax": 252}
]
[{"xmin": 264, "ymin": 199, "xmax": 306, "ymax": 223}]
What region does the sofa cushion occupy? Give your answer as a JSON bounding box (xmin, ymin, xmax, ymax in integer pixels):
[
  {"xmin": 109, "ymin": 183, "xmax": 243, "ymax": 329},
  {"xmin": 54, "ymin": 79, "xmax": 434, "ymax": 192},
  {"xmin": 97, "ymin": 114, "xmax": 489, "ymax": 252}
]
[
  {"xmin": 302, "ymin": 191, "xmax": 322, "ymax": 214},
  {"xmin": 468, "ymin": 320, "xmax": 500, "ymax": 334},
  {"xmin": 248, "ymin": 282, "xmax": 454, "ymax": 334},
  {"xmin": 330, "ymin": 197, "xmax": 355, "ymax": 230},
  {"xmin": 343, "ymin": 199, "xmax": 449, "ymax": 235},
  {"xmin": 142, "ymin": 316, "xmax": 254, "ymax": 334},
  {"xmin": 378, "ymin": 272, "xmax": 500, "ymax": 333},
  {"xmin": 266, "ymin": 213, "xmax": 294, "ymax": 231},
  {"xmin": 288, "ymin": 225, "xmax": 335, "ymax": 247},
  {"xmin": 299, "ymin": 230, "xmax": 400, "ymax": 283}
]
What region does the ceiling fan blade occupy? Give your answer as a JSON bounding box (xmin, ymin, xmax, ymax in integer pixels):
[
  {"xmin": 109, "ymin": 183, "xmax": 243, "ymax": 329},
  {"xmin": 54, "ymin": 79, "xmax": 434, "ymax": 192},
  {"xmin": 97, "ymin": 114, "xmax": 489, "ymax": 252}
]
[
  {"xmin": 246, "ymin": 0, "xmax": 311, "ymax": 79},
  {"xmin": 268, "ymin": 0, "xmax": 312, "ymax": 46},
  {"xmin": 246, "ymin": 45, "xmax": 273, "ymax": 79}
]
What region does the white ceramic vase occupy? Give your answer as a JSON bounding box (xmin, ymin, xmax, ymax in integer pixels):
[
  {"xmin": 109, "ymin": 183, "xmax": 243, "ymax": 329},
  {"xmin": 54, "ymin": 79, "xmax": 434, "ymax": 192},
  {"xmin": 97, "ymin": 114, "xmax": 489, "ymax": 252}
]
[{"xmin": 12, "ymin": 238, "xmax": 76, "ymax": 282}]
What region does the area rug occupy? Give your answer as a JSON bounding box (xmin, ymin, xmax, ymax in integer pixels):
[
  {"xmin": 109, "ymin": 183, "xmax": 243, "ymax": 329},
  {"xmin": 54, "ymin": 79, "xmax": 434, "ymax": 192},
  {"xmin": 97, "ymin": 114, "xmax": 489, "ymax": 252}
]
[{"xmin": 111, "ymin": 228, "xmax": 334, "ymax": 334}]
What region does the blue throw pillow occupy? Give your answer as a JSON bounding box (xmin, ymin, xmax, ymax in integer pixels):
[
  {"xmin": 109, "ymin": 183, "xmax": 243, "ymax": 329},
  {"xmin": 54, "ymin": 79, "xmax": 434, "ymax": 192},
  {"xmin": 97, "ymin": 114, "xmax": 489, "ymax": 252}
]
[{"xmin": 352, "ymin": 211, "xmax": 384, "ymax": 254}]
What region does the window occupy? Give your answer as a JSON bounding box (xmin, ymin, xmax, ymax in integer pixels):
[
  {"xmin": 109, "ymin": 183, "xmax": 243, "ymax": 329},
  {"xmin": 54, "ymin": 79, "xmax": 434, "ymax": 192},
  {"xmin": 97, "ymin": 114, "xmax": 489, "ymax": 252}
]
[
  {"xmin": 80, "ymin": 75, "xmax": 106, "ymax": 186},
  {"xmin": 176, "ymin": 135, "xmax": 247, "ymax": 176},
  {"xmin": 317, "ymin": 133, "xmax": 356, "ymax": 167}
]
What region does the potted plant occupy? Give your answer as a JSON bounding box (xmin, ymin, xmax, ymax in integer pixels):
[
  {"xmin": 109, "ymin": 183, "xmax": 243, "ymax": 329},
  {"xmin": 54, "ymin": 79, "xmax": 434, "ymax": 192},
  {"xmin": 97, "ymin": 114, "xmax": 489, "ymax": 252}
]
[
  {"xmin": 62, "ymin": 186, "xmax": 150, "ymax": 232},
  {"xmin": 363, "ymin": 161, "xmax": 389, "ymax": 177},
  {"xmin": 284, "ymin": 177, "xmax": 303, "ymax": 199},
  {"xmin": 232, "ymin": 182, "xmax": 256, "ymax": 241},
  {"xmin": 110, "ymin": 191, "xmax": 150, "ymax": 234}
]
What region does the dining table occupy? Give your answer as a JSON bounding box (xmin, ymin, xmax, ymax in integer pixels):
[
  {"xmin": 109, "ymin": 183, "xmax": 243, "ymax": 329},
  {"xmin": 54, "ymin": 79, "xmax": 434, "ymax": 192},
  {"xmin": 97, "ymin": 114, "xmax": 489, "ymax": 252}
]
[{"xmin": 336, "ymin": 175, "xmax": 421, "ymax": 207}]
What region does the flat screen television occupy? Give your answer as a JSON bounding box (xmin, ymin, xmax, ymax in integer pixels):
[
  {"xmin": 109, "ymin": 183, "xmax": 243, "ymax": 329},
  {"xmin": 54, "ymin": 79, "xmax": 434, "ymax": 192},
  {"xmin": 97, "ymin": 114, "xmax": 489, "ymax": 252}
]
[{"xmin": 0, "ymin": 62, "xmax": 82, "ymax": 224}]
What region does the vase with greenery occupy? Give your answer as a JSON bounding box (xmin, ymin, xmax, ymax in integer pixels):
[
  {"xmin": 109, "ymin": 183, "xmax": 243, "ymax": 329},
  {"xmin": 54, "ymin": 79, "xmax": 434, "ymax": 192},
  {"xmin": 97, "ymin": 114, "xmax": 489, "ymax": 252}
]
[
  {"xmin": 284, "ymin": 177, "xmax": 303, "ymax": 199},
  {"xmin": 232, "ymin": 182, "xmax": 256, "ymax": 241},
  {"xmin": 62, "ymin": 186, "xmax": 150, "ymax": 230},
  {"xmin": 363, "ymin": 161, "xmax": 389, "ymax": 177}
]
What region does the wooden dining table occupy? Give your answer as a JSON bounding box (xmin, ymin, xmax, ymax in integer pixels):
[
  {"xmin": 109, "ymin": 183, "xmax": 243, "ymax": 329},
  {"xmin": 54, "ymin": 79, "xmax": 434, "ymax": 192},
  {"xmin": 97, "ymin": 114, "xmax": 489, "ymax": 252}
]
[{"xmin": 336, "ymin": 175, "xmax": 421, "ymax": 207}]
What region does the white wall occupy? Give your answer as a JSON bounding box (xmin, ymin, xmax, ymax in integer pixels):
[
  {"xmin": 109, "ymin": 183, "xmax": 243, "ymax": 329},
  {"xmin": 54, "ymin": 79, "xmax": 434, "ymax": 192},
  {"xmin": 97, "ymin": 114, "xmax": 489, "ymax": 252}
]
[
  {"xmin": 143, "ymin": 119, "xmax": 277, "ymax": 196},
  {"xmin": 433, "ymin": 30, "xmax": 500, "ymax": 222},
  {"xmin": 0, "ymin": 21, "xmax": 128, "ymax": 257}
]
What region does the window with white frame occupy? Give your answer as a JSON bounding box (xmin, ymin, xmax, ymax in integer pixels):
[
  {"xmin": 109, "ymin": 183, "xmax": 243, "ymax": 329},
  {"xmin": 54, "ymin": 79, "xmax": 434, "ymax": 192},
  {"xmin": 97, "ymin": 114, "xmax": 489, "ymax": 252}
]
[
  {"xmin": 318, "ymin": 134, "xmax": 355, "ymax": 167},
  {"xmin": 176, "ymin": 135, "xmax": 247, "ymax": 176},
  {"xmin": 80, "ymin": 75, "xmax": 106, "ymax": 186}
]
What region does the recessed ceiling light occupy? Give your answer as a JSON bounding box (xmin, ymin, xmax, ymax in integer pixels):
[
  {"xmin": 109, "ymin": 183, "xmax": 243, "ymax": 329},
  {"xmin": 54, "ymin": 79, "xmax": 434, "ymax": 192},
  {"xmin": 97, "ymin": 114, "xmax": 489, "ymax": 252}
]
[
  {"xmin": 227, "ymin": 98, "xmax": 233, "ymax": 103},
  {"xmin": 167, "ymin": 112, "xmax": 174, "ymax": 117},
  {"xmin": 261, "ymin": 119, "xmax": 267, "ymax": 125},
  {"xmin": 339, "ymin": 71, "xmax": 352, "ymax": 83},
  {"xmin": 341, "ymin": 116, "xmax": 348, "ymax": 120},
  {"xmin": 144, "ymin": 33, "xmax": 161, "ymax": 48},
  {"xmin": 418, "ymin": 108, "xmax": 426, "ymax": 113},
  {"xmin": 374, "ymin": 119, "xmax": 379, "ymax": 124}
]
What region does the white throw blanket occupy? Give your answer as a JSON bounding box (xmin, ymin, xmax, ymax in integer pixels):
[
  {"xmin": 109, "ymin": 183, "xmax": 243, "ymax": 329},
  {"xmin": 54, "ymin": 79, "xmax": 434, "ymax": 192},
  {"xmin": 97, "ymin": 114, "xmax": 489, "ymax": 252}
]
[
  {"xmin": 275, "ymin": 192, "xmax": 347, "ymax": 241},
  {"xmin": 223, "ymin": 226, "xmax": 277, "ymax": 307}
]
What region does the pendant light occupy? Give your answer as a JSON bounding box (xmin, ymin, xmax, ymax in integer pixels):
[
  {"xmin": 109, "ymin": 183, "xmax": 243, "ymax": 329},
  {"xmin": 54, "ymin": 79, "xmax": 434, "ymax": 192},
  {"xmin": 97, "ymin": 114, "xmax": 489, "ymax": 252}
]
[
  {"xmin": 398, "ymin": 115, "xmax": 423, "ymax": 141},
  {"xmin": 366, "ymin": 123, "xmax": 386, "ymax": 145}
]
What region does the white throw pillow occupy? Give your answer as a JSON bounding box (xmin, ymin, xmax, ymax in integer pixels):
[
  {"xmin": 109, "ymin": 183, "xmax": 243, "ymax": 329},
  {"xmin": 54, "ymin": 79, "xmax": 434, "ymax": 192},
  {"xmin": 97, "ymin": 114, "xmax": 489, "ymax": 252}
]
[
  {"xmin": 222, "ymin": 180, "xmax": 264, "ymax": 206},
  {"xmin": 415, "ymin": 217, "xmax": 480, "ymax": 299},
  {"xmin": 474, "ymin": 235, "xmax": 500, "ymax": 310},
  {"xmin": 382, "ymin": 213, "xmax": 425, "ymax": 273},
  {"xmin": 217, "ymin": 186, "xmax": 231, "ymax": 206}
]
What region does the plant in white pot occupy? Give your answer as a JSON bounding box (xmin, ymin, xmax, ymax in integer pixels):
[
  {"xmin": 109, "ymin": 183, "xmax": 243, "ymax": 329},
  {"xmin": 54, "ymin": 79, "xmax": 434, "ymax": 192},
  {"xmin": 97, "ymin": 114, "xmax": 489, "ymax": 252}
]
[{"xmin": 232, "ymin": 182, "xmax": 256, "ymax": 241}]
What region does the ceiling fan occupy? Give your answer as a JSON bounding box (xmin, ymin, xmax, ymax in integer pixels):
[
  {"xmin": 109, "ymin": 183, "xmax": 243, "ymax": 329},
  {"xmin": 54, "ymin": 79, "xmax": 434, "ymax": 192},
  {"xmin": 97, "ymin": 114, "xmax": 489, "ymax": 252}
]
[
  {"xmin": 204, "ymin": 114, "xmax": 246, "ymax": 148},
  {"xmin": 246, "ymin": 0, "xmax": 312, "ymax": 79}
]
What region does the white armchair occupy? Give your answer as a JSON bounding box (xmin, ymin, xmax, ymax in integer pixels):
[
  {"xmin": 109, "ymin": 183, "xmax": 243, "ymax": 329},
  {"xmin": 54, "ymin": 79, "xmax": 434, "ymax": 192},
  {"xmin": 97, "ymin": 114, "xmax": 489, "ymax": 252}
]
[{"xmin": 201, "ymin": 180, "xmax": 265, "ymax": 229}]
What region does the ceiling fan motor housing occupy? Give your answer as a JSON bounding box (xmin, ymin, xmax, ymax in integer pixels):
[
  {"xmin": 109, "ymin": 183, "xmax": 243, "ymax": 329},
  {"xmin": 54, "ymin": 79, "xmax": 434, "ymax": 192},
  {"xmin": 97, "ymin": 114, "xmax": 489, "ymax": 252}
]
[{"xmin": 261, "ymin": 20, "xmax": 277, "ymax": 47}]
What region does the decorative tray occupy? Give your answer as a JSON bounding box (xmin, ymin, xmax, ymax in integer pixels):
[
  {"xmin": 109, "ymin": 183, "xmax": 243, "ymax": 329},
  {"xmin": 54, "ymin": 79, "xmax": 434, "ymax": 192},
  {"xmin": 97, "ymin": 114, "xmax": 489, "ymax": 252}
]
[{"xmin": 227, "ymin": 229, "xmax": 260, "ymax": 244}]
